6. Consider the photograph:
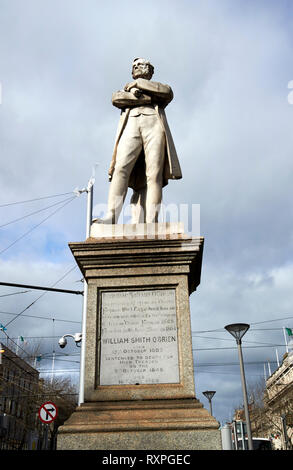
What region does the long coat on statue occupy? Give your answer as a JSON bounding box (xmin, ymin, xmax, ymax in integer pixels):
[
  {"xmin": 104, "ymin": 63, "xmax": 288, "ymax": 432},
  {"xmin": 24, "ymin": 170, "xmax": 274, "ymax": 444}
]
[{"xmin": 108, "ymin": 84, "xmax": 182, "ymax": 192}]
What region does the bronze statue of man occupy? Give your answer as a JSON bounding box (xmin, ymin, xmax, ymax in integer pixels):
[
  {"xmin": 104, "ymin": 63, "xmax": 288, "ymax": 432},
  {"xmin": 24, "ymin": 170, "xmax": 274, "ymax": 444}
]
[{"xmin": 98, "ymin": 58, "xmax": 182, "ymax": 224}]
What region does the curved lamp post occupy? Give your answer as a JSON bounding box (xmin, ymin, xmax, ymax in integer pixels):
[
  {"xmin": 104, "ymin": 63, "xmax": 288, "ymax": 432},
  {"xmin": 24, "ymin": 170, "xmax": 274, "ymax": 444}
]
[
  {"xmin": 225, "ymin": 323, "xmax": 253, "ymax": 450},
  {"xmin": 202, "ymin": 390, "xmax": 216, "ymax": 416}
]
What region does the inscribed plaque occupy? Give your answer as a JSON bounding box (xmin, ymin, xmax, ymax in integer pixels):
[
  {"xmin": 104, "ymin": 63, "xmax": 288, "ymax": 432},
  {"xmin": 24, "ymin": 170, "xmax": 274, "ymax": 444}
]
[{"xmin": 99, "ymin": 289, "xmax": 179, "ymax": 385}]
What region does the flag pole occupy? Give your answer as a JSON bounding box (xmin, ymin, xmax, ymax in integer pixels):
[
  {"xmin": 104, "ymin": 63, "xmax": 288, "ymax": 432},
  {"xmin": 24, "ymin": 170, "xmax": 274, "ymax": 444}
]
[
  {"xmin": 16, "ymin": 336, "xmax": 20, "ymax": 356},
  {"xmin": 283, "ymin": 327, "xmax": 289, "ymax": 353},
  {"xmin": 276, "ymin": 349, "xmax": 280, "ymax": 367}
]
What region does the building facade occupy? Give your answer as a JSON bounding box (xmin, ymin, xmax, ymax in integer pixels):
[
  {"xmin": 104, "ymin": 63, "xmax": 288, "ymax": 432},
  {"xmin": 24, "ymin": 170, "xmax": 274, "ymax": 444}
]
[
  {"xmin": 264, "ymin": 352, "xmax": 293, "ymax": 450},
  {"xmin": 0, "ymin": 342, "xmax": 45, "ymax": 450}
]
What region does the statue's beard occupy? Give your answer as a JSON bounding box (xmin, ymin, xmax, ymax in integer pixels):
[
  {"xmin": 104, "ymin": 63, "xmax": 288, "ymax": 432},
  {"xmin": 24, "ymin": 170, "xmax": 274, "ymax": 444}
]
[{"xmin": 132, "ymin": 66, "xmax": 152, "ymax": 80}]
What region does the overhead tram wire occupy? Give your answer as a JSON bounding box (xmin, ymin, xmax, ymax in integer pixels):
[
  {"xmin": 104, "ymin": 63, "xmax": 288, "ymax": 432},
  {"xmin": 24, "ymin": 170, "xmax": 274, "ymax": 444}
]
[
  {"xmin": 192, "ymin": 334, "xmax": 285, "ymax": 347},
  {"xmin": 192, "ymin": 344, "xmax": 285, "ymax": 351},
  {"xmin": 0, "ymin": 364, "xmax": 79, "ymax": 399},
  {"xmin": 0, "ymin": 350, "xmax": 81, "ymax": 361},
  {"xmin": 0, "ymin": 329, "xmax": 32, "ymax": 360},
  {"xmin": 251, "ymin": 315, "xmax": 293, "ymax": 326},
  {"xmin": 191, "ymin": 314, "xmax": 293, "ymax": 335},
  {"xmin": 4, "ymin": 264, "xmax": 78, "ymax": 328},
  {"xmin": 0, "ymin": 290, "xmax": 31, "ymax": 297},
  {"xmin": 0, "ymin": 191, "xmax": 75, "ymax": 208},
  {"xmin": 195, "ymin": 360, "xmax": 280, "ymax": 368},
  {"xmin": 0, "ymin": 309, "xmax": 81, "ymax": 324},
  {"xmin": 0, "ymin": 195, "xmax": 78, "ymax": 229},
  {"xmin": 0, "ymin": 332, "xmax": 81, "ymax": 385},
  {"xmin": 0, "ymin": 195, "xmax": 77, "ymax": 256},
  {"xmin": 194, "ymin": 369, "xmax": 264, "ymax": 378}
]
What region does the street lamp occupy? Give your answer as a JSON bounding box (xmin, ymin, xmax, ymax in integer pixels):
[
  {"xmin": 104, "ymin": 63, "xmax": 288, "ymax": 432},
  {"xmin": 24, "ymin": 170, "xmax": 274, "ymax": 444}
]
[
  {"xmin": 202, "ymin": 390, "xmax": 216, "ymax": 416},
  {"xmin": 225, "ymin": 323, "xmax": 253, "ymax": 450}
]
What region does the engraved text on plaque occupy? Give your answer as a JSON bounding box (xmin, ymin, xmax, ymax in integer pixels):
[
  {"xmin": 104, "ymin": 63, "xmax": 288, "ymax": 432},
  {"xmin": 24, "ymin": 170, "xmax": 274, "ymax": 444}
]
[{"xmin": 99, "ymin": 289, "xmax": 179, "ymax": 385}]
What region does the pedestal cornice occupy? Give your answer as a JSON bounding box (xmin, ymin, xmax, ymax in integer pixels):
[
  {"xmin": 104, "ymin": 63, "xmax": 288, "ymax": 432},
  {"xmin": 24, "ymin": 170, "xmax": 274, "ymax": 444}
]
[{"xmin": 69, "ymin": 235, "xmax": 204, "ymax": 295}]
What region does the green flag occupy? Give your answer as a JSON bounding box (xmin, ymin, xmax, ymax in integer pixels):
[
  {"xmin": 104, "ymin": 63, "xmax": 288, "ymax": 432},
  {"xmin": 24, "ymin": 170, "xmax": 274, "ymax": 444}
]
[{"xmin": 285, "ymin": 328, "xmax": 293, "ymax": 337}]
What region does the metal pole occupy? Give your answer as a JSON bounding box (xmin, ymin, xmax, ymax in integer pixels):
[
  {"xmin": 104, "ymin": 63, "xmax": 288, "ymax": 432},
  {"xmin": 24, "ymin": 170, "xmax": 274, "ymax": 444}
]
[
  {"xmin": 50, "ymin": 351, "xmax": 55, "ymax": 385},
  {"xmin": 78, "ymin": 177, "xmax": 94, "ymax": 405},
  {"xmin": 240, "ymin": 420, "xmax": 245, "ymax": 450},
  {"xmin": 16, "ymin": 336, "xmax": 20, "ymax": 356},
  {"xmin": 232, "ymin": 421, "xmax": 238, "ymax": 450},
  {"xmin": 281, "ymin": 414, "xmax": 289, "ymax": 450},
  {"xmin": 0, "ymin": 281, "xmax": 82, "ymax": 295},
  {"xmin": 276, "ymin": 349, "xmax": 280, "ymax": 367},
  {"xmin": 221, "ymin": 424, "xmax": 233, "ymax": 450},
  {"xmin": 283, "ymin": 327, "xmax": 289, "ymax": 353},
  {"xmin": 237, "ymin": 339, "xmax": 254, "ymax": 450},
  {"xmin": 268, "ymin": 361, "xmax": 272, "ymax": 376},
  {"xmin": 208, "ymin": 399, "xmax": 213, "ymax": 416}
]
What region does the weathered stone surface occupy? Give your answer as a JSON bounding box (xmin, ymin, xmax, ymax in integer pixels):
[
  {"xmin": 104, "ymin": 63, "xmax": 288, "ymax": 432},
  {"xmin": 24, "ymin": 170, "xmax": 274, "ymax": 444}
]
[
  {"xmin": 68, "ymin": 232, "xmax": 204, "ymax": 296},
  {"xmin": 57, "ymin": 226, "xmax": 221, "ymax": 450},
  {"xmin": 98, "ymin": 58, "xmax": 181, "ymax": 225},
  {"xmin": 90, "ymin": 221, "xmax": 185, "ymax": 239},
  {"xmin": 57, "ymin": 400, "xmax": 222, "ymax": 450},
  {"xmin": 99, "ymin": 289, "xmax": 180, "ymax": 386}
]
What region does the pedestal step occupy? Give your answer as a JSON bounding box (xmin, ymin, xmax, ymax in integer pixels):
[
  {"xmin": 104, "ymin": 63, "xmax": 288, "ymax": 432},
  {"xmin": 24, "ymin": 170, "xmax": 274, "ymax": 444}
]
[{"xmin": 57, "ymin": 399, "xmax": 221, "ymax": 450}]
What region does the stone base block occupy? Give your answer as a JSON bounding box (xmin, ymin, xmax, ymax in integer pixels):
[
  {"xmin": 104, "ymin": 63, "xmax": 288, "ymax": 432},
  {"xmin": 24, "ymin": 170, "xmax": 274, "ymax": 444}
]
[
  {"xmin": 57, "ymin": 399, "xmax": 222, "ymax": 450},
  {"xmin": 90, "ymin": 221, "xmax": 185, "ymax": 239}
]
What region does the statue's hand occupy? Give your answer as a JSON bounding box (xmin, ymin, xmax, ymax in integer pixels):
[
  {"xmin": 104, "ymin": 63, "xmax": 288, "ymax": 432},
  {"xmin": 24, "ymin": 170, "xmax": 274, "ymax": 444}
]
[
  {"xmin": 130, "ymin": 87, "xmax": 142, "ymax": 98},
  {"xmin": 124, "ymin": 81, "xmax": 137, "ymax": 92}
]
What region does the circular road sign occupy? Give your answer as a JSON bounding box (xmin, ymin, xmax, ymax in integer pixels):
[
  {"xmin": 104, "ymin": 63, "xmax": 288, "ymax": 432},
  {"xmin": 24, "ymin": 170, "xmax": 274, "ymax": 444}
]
[{"xmin": 38, "ymin": 401, "xmax": 58, "ymax": 424}]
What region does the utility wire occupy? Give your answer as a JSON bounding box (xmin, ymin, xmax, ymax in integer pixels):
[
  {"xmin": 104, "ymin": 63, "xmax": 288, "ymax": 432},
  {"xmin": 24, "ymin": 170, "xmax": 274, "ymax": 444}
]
[
  {"xmin": 192, "ymin": 344, "xmax": 286, "ymax": 351},
  {"xmin": 0, "ymin": 191, "xmax": 74, "ymax": 208},
  {"xmin": 39, "ymin": 369, "xmax": 79, "ymax": 374},
  {"xmin": 0, "ymin": 195, "xmax": 76, "ymax": 256},
  {"xmin": 0, "ymin": 290, "xmax": 31, "ymax": 297},
  {"xmin": 195, "ymin": 369, "xmax": 264, "ymax": 377},
  {"xmin": 4, "ymin": 264, "xmax": 77, "ymax": 328},
  {"xmin": 0, "ymin": 196, "xmax": 77, "ymax": 229},
  {"xmin": 0, "ymin": 329, "xmax": 32, "ymax": 360},
  {"xmin": 251, "ymin": 315, "xmax": 293, "ymax": 325},
  {"xmin": 0, "ymin": 310, "xmax": 81, "ymax": 324},
  {"xmin": 2, "ymin": 334, "xmax": 282, "ymax": 348},
  {"xmin": 0, "ymin": 374, "xmax": 78, "ymax": 398},
  {"xmin": 192, "ymin": 334, "xmax": 286, "ymax": 347},
  {"xmin": 0, "ymin": 392, "xmax": 78, "ymax": 398},
  {"xmin": 195, "ymin": 360, "xmax": 279, "ymax": 367},
  {"xmin": 192, "ymin": 315, "xmax": 293, "ymax": 334}
]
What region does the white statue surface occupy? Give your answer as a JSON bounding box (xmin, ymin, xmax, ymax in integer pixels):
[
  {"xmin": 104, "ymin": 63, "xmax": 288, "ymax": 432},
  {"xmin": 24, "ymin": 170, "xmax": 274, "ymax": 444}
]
[{"xmin": 97, "ymin": 58, "xmax": 182, "ymax": 225}]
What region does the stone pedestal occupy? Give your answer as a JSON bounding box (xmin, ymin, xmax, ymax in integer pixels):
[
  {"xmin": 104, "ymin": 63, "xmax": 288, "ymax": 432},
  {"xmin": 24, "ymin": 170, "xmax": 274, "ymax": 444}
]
[{"xmin": 57, "ymin": 223, "xmax": 221, "ymax": 450}]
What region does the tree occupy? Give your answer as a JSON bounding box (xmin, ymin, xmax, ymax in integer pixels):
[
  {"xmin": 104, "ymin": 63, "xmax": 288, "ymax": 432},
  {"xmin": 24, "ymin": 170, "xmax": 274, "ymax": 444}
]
[
  {"xmin": 232, "ymin": 372, "xmax": 293, "ymax": 449},
  {"xmin": 38, "ymin": 375, "xmax": 78, "ymax": 450}
]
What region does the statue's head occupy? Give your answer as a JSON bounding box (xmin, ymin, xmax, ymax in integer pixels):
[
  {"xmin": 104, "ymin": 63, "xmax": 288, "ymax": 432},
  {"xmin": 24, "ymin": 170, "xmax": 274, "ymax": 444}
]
[{"xmin": 132, "ymin": 58, "xmax": 154, "ymax": 80}]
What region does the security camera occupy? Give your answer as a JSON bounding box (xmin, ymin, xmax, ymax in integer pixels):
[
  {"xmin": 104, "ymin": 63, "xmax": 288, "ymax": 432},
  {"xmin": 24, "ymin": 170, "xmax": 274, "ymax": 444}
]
[
  {"xmin": 58, "ymin": 333, "xmax": 82, "ymax": 349},
  {"xmin": 58, "ymin": 336, "xmax": 67, "ymax": 348},
  {"xmin": 73, "ymin": 333, "xmax": 82, "ymax": 344}
]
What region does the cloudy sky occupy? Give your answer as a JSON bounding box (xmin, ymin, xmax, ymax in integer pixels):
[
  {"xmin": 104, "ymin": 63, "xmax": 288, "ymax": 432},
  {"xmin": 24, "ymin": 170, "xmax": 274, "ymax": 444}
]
[{"xmin": 1, "ymin": 0, "xmax": 293, "ymax": 427}]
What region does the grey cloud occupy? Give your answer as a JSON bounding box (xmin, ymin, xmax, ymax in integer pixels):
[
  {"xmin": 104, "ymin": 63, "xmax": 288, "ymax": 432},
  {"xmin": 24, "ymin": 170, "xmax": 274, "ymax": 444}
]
[{"xmin": 0, "ymin": 0, "xmax": 293, "ymax": 425}]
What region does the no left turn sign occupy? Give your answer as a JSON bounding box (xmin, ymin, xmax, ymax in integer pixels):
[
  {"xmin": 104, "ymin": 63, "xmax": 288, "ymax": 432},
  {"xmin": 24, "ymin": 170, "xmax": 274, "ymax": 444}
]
[{"xmin": 38, "ymin": 401, "xmax": 58, "ymax": 424}]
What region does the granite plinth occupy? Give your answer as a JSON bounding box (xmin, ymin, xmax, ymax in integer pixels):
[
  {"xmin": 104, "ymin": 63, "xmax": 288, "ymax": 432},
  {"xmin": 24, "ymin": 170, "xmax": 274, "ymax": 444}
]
[
  {"xmin": 57, "ymin": 224, "xmax": 221, "ymax": 450},
  {"xmin": 90, "ymin": 221, "xmax": 185, "ymax": 239},
  {"xmin": 57, "ymin": 400, "xmax": 222, "ymax": 450}
]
